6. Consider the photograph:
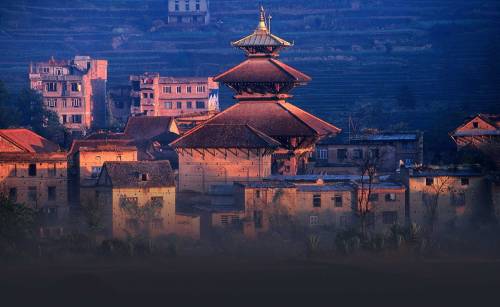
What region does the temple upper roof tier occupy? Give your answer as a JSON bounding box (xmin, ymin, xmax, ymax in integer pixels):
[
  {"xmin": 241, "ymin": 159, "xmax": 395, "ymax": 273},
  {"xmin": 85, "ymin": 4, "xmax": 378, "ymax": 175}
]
[{"xmin": 231, "ymin": 6, "xmax": 293, "ymax": 56}]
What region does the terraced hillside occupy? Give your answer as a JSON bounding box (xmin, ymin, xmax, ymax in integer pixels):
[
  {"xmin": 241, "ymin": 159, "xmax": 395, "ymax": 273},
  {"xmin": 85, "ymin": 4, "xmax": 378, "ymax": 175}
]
[{"xmin": 1, "ymin": 0, "xmax": 499, "ymax": 151}]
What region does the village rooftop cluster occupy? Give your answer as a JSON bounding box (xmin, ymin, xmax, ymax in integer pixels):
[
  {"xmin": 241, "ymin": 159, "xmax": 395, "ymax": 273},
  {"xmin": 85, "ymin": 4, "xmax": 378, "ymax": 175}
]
[{"xmin": 1, "ymin": 7, "xmax": 499, "ymax": 242}]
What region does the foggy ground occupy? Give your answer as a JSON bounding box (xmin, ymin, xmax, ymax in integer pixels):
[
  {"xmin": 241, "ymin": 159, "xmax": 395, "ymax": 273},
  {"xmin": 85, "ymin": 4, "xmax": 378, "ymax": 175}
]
[{"xmin": 1, "ymin": 256, "xmax": 499, "ymax": 306}]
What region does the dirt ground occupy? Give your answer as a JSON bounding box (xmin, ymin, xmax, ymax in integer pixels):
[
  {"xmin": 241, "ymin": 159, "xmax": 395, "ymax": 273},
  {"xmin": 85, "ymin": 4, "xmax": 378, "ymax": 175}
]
[{"xmin": 1, "ymin": 256, "xmax": 499, "ymax": 307}]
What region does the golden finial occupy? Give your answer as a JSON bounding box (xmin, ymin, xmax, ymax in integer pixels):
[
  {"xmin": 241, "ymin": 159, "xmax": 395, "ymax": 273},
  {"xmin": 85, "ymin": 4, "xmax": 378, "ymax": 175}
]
[{"xmin": 257, "ymin": 6, "xmax": 268, "ymax": 32}]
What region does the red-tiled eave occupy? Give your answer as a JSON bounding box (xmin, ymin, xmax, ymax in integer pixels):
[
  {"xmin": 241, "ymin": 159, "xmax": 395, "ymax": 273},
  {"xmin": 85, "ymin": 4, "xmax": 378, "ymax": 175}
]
[
  {"xmin": 0, "ymin": 129, "xmax": 60, "ymax": 153},
  {"xmin": 214, "ymin": 57, "xmax": 311, "ymax": 84}
]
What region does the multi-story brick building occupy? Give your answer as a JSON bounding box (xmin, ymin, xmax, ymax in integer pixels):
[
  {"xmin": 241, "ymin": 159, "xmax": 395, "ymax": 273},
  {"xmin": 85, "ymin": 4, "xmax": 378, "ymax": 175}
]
[
  {"xmin": 0, "ymin": 129, "xmax": 69, "ymax": 236},
  {"xmin": 314, "ymin": 131, "xmax": 424, "ymax": 175},
  {"xmin": 96, "ymin": 161, "xmax": 176, "ymax": 239},
  {"xmin": 167, "ymin": 0, "xmax": 210, "ymax": 25},
  {"xmin": 130, "ymin": 73, "xmax": 219, "ymax": 117},
  {"xmin": 29, "ymin": 56, "xmax": 108, "ymax": 135}
]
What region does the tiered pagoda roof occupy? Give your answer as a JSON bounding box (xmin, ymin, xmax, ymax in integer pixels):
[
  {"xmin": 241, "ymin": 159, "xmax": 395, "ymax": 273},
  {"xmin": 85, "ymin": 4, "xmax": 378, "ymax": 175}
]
[{"xmin": 171, "ymin": 7, "xmax": 340, "ymax": 151}]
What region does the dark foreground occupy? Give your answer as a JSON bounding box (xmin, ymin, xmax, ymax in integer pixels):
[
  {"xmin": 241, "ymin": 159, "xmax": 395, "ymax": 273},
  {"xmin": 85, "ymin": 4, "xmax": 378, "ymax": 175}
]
[{"xmin": 1, "ymin": 256, "xmax": 499, "ymax": 307}]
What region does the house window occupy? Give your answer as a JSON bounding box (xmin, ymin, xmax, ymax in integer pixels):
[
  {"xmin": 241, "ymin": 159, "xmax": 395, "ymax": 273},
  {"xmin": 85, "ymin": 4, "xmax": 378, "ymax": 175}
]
[
  {"xmin": 368, "ymin": 193, "xmax": 379, "ymax": 202},
  {"xmin": 255, "ymin": 190, "xmax": 261, "ymax": 199},
  {"xmin": 72, "ymin": 115, "xmax": 82, "ymax": 123},
  {"xmin": 48, "ymin": 186, "xmax": 56, "ymax": 201},
  {"xmin": 382, "ymin": 211, "xmax": 398, "ymax": 225},
  {"xmin": 385, "ymin": 193, "xmax": 397, "ymax": 202},
  {"xmin": 62, "ymin": 115, "xmax": 67, "ymax": 124},
  {"xmin": 28, "ymin": 187, "xmax": 37, "ymax": 202},
  {"xmin": 473, "ymin": 122, "xmax": 479, "ymax": 128},
  {"xmin": 164, "ymin": 102, "xmax": 173, "ymax": 109},
  {"xmin": 151, "ymin": 196, "xmax": 164, "ymax": 206},
  {"xmin": 185, "ymin": 0, "xmax": 189, "ymax": 10},
  {"xmin": 309, "ymin": 215, "xmax": 319, "ymax": 226},
  {"xmin": 117, "ymin": 155, "xmax": 122, "ymax": 161},
  {"xmin": 461, "ymin": 178, "xmax": 469, "ymax": 186},
  {"xmin": 91, "ymin": 166, "xmax": 102, "ymax": 178},
  {"xmin": 47, "ymin": 98, "xmax": 57, "ymax": 108},
  {"xmin": 142, "ymin": 93, "xmax": 148, "ymax": 99},
  {"xmin": 337, "ymin": 149, "xmax": 347, "ymax": 161},
  {"xmin": 196, "ymin": 101, "xmax": 205, "ymax": 109},
  {"xmin": 186, "ymin": 101, "xmax": 192, "ymax": 109},
  {"xmin": 41, "ymin": 67, "xmax": 49, "ymax": 73},
  {"xmin": 8, "ymin": 188, "xmax": 17, "ymax": 202},
  {"xmin": 353, "ymin": 149, "xmax": 363, "ymax": 160},
  {"xmin": 11, "ymin": 164, "xmax": 17, "ymax": 177},
  {"xmin": 313, "ymin": 194, "xmax": 321, "ymax": 208},
  {"xmin": 254, "ymin": 210, "xmax": 263, "ymax": 229},
  {"xmin": 152, "ymin": 218, "xmax": 164, "ymax": 230},
  {"xmin": 56, "ymin": 68, "xmax": 63, "ymax": 76},
  {"xmin": 197, "ymin": 85, "xmax": 206, "ymax": 93},
  {"xmin": 62, "ymin": 99, "xmax": 67, "ymax": 108},
  {"xmin": 163, "ymin": 86, "xmax": 172, "ymax": 93},
  {"xmin": 317, "ymin": 148, "xmax": 328, "ymax": 160},
  {"xmin": 177, "ymin": 101, "xmax": 182, "ymax": 109},
  {"xmin": 48, "ymin": 163, "xmax": 56, "ymax": 177},
  {"xmin": 72, "ymin": 98, "xmax": 81, "ymax": 107},
  {"xmin": 28, "ymin": 163, "xmax": 37, "ymax": 176},
  {"xmin": 334, "ymin": 195, "xmax": 343, "ymax": 207},
  {"xmin": 149, "ymin": 93, "xmax": 154, "ymax": 99},
  {"xmin": 187, "ymin": 86, "xmax": 192, "ymax": 93},
  {"xmin": 174, "ymin": 0, "xmax": 179, "ymax": 11},
  {"xmin": 122, "ymin": 197, "xmax": 138, "ymax": 206},
  {"xmin": 196, "ymin": 0, "xmax": 200, "ymax": 10},
  {"xmin": 176, "ymin": 86, "xmax": 182, "ymax": 93},
  {"xmin": 140, "ymin": 173, "xmax": 149, "ymax": 181},
  {"xmin": 71, "ymin": 83, "xmax": 80, "ymax": 92},
  {"xmin": 46, "ymin": 82, "xmax": 57, "ymax": 92},
  {"xmin": 425, "ymin": 178, "xmax": 434, "ymax": 186}
]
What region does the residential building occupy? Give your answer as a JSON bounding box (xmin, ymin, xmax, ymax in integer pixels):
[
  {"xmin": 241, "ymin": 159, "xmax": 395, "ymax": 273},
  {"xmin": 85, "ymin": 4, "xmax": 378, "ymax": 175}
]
[
  {"xmin": 29, "ymin": 56, "xmax": 108, "ymax": 135},
  {"xmin": 130, "ymin": 73, "xmax": 219, "ymax": 117},
  {"xmin": 167, "ymin": 0, "xmax": 210, "ymax": 25},
  {"xmin": 313, "ymin": 131, "xmax": 423, "ymax": 175},
  {"xmin": 95, "ymin": 161, "xmax": 176, "ymax": 239},
  {"xmin": 0, "ymin": 129, "xmax": 69, "ymax": 236},
  {"xmin": 170, "ymin": 8, "xmax": 340, "ymax": 193},
  {"xmin": 450, "ymin": 114, "xmax": 500, "ymax": 167},
  {"xmin": 403, "ymin": 167, "xmax": 488, "ymax": 231},
  {"xmin": 356, "ymin": 182, "xmax": 407, "ymax": 233},
  {"xmin": 68, "ymin": 139, "xmax": 138, "ymax": 186},
  {"xmin": 108, "ymin": 85, "xmax": 132, "ymax": 127}
]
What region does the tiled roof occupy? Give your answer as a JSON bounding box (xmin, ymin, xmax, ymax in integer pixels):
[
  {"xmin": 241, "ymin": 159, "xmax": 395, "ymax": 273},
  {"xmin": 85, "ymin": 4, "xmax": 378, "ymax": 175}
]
[
  {"xmin": 0, "ymin": 129, "xmax": 60, "ymax": 153},
  {"xmin": 203, "ymin": 101, "xmax": 340, "ymax": 138},
  {"xmin": 297, "ymin": 183, "xmax": 355, "ymax": 192},
  {"xmin": 69, "ymin": 139, "xmax": 135, "ymax": 155},
  {"xmin": 235, "ymin": 181, "xmax": 296, "ymax": 189},
  {"xmin": 101, "ymin": 161, "xmax": 175, "ymax": 188},
  {"xmin": 124, "ymin": 116, "xmax": 175, "ymax": 141},
  {"xmin": 214, "ymin": 57, "xmax": 311, "ymax": 84},
  {"xmin": 232, "ymin": 31, "xmax": 292, "ymax": 48},
  {"xmin": 171, "ymin": 124, "xmax": 281, "ymax": 149},
  {"xmin": 319, "ymin": 131, "xmax": 420, "ymax": 145}
]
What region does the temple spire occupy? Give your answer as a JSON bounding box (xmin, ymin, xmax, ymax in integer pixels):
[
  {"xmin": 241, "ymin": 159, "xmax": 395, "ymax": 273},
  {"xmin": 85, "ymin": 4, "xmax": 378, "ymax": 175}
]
[{"xmin": 256, "ymin": 6, "xmax": 268, "ymax": 32}]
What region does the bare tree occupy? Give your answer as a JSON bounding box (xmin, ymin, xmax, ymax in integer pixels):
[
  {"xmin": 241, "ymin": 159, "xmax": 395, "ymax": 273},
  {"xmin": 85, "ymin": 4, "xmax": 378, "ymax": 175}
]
[
  {"xmin": 119, "ymin": 196, "xmax": 163, "ymax": 238},
  {"xmin": 422, "ymin": 176, "xmax": 453, "ymax": 236},
  {"xmin": 355, "ymin": 147, "xmax": 385, "ymax": 238}
]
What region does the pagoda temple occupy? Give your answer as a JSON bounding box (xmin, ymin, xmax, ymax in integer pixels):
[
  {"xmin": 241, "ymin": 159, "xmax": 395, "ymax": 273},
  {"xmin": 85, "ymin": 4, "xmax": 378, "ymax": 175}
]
[{"xmin": 171, "ymin": 7, "xmax": 340, "ymax": 193}]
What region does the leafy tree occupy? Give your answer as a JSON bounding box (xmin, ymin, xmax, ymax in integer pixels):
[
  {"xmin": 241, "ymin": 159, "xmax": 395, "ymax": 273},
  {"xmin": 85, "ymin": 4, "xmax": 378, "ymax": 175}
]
[
  {"xmin": 0, "ymin": 80, "xmax": 17, "ymax": 128},
  {"xmin": 0, "ymin": 195, "xmax": 37, "ymax": 247},
  {"xmin": 14, "ymin": 88, "xmax": 67, "ymax": 146}
]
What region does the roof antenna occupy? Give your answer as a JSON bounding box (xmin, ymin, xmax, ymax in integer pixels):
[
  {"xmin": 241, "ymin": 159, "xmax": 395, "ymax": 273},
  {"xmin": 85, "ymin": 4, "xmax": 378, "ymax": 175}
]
[{"xmin": 268, "ymin": 13, "xmax": 272, "ymax": 33}]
